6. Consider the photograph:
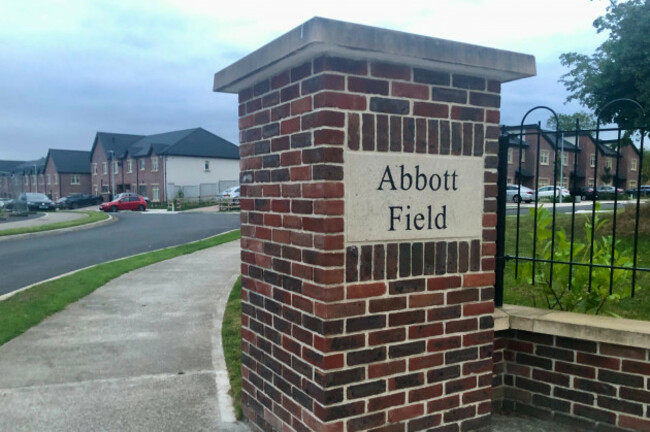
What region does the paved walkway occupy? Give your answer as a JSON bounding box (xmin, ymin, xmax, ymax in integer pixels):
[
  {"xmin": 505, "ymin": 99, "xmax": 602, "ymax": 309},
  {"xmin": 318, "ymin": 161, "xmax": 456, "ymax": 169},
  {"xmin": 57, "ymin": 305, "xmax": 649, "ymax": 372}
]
[
  {"xmin": 0, "ymin": 211, "xmax": 87, "ymax": 231},
  {"xmin": 0, "ymin": 241, "xmax": 248, "ymax": 432}
]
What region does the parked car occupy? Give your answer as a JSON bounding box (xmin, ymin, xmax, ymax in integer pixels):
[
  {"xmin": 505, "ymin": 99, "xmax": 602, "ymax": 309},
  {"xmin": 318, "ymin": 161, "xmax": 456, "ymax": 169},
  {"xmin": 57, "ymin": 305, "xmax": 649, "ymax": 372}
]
[
  {"xmin": 596, "ymin": 185, "xmax": 624, "ymax": 194},
  {"xmin": 0, "ymin": 197, "xmax": 10, "ymax": 209},
  {"xmin": 626, "ymin": 185, "xmax": 650, "ymax": 197},
  {"xmin": 56, "ymin": 193, "xmax": 103, "ymax": 209},
  {"xmin": 536, "ymin": 186, "xmax": 571, "ymax": 200},
  {"xmin": 100, "ymin": 195, "xmax": 147, "ymax": 212},
  {"xmin": 505, "ymin": 184, "xmax": 534, "ymax": 203},
  {"xmin": 217, "ymin": 186, "xmax": 240, "ymax": 203},
  {"xmin": 113, "ymin": 192, "xmax": 150, "ymax": 204},
  {"xmin": 10, "ymin": 193, "xmax": 57, "ymax": 211}
]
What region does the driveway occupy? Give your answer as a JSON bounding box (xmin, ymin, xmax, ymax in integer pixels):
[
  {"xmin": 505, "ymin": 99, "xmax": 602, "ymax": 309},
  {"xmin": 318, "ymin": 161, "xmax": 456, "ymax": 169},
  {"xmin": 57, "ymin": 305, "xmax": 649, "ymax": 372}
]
[
  {"xmin": 0, "ymin": 212, "xmax": 240, "ymax": 296},
  {"xmin": 0, "ymin": 241, "xmax": 248, "ymax": 432}
]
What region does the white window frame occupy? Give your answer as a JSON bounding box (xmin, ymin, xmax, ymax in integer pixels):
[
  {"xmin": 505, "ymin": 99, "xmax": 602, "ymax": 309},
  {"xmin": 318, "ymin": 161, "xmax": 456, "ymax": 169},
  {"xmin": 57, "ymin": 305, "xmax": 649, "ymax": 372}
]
[
  {"xmin": 606, "ymin": 158, "xmax": 613, "ymax": 170},
  {"xmin": 93, "ymin": 163, "xmax": 97, "ymax": 175},
  {"xmin": 590, "ymin": 153, "xmax": 596, "ymax": 168},
  {"xmin": 538, "ymin": 177, "xmax": 550, "ymax": 187},
  {"xmin": 588, "ymin": 178, "xmax": 595, "ymax": 187},
  {"xmin": 47, "ymin": 174, "xmax": 51, "ymax": 185},
  {"xmin": 540, "ymin": 150, "xmax": 550, "ymax": 166},
  {"xmin": 71, "ymin": 175, "xmax": 80, "ymax": 185},
  {"xmin": 629, "ymin": 180, "xmax": 638, "ymax": 189},
  {"xmin": 151, "ymin": 157, "xmax": 159, "ymax": 172},
  {"xmin": 562, "ymin": 153, "xmax": 569, "ymax": 166},
  {"xmin": 631, "ymin": 158, "xmax": 638, "ymax": 171},
  {"xmin": 103, "ymin": 162, "xmax": 108, "ymax": 174},
  {"xmin": 54, "ymin": 174, "xmax": 58, "ymax": 185},
  {"xmin": 112, "ymin": 161, "xmax": 119, "ymax": 175},
  {"xmin": 152, "ymin": 184, "xmax": 160, "ymax": 202},
  {"xmin": 140, "ymin": 159, "xmax": 145, "ymax": 171},
  {"xmin": 127, "ymin": 159, "xmax": 133, "ymax": 173},
  {"xmin": 507, "ymin": 149, "xmax": 513, "ymax": 164}
]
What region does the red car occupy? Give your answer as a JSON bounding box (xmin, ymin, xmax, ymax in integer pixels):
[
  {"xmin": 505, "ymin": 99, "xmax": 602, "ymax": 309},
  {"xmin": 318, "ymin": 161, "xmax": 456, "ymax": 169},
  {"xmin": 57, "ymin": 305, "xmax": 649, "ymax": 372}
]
[{"xmin": 100, "ymin": 196, "xmax": 147, "ymax": 212}]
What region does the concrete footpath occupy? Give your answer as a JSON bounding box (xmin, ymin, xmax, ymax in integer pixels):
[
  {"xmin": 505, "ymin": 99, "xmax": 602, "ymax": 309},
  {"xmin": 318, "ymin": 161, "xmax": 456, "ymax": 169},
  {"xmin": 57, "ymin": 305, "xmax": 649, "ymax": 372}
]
[{"xmin": 0, "ymin": 241, "xmax": 249, "ymax": 432}]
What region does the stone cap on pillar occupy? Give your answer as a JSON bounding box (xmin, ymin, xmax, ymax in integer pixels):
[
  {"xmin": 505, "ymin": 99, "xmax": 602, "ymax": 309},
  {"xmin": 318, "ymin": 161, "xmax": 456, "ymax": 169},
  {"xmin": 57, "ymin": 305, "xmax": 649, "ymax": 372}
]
[{"xmin": 213, "ymin": 16, "xmax": 536, "ymax": 93}]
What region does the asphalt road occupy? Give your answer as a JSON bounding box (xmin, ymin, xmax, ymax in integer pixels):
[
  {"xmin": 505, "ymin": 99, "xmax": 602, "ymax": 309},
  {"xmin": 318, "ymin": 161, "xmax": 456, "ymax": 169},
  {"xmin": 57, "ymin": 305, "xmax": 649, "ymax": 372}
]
[{"xmin": 0, "ymin": 212, "xmax": 240, "ymax": 296}]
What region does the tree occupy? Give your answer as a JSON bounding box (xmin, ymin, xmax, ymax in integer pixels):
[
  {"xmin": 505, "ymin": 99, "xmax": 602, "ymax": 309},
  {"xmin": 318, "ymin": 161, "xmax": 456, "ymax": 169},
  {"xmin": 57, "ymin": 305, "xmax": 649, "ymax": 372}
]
[
  {"xmin": 559, "ymin": 0, "xmax": 650, "ymax": 130},
  {"xmin": 546, "ymin": 112, "xmax": 597, "ymax": 131}
]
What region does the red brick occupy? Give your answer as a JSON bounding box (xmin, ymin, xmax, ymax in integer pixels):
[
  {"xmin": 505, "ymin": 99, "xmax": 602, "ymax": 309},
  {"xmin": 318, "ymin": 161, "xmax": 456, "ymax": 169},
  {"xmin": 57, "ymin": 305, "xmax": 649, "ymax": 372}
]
[
  {"xmin": 370, "ymin": 297, "xmax": 407, "ymax": 313},
  {"xmin": 314, "ymin": 199, "xmax": 344, "ymax": 215},
  {"xmin": 291, "ymin": 231, "xmax": 312, "ymax": 247},
  {"xmin": 292, "ymin": 263, "xmax": 313, "ymax": 280},
  {"xmin": 427, "ymin": 336, "xmax": 461, "ymax": 352},
  {"xmin": 409, "ymin": 293, "xmax": 444, "ymax": 308},
  {"xmin": 463, "ymin": 330, "xmax": 493, "ymax": 347},
  {"xmin": 392, "ymin": 82, "xmax": 429, "ymax": 100},
  {"xmin": 263, "ymin": 184, "xmax": 281, "ymax": 197},
  {"xmin": 291, "ymin": 96, "xmax": 312, "ymax": 115},
  {"xmin": 264, "ymin": 213, "xmax": 282, "ymax": 227},
  {"xmin": 368, "ymin": 360, "xmax": 407, "ymax": 378},
  {"xmin": 290, "ymin": 166, "xmax": 311, "ymax": 181},
  {"xmin": 281, "ymin": 150, "xmax": 302, "ymax": 166},
  {"xmin": 413, "ymin": 102, "xmax": 448, "ymax": 118},
  {"xmin": 577, "ymin": 352, "xmax": 621, "ymax": 371},
  {"xmin": 303, "ymin": 217, "xmax": 344, "ymax": 233},
  {"xmin": 301, "ymin": 282, "xmax": 344, "ymax": 302},
  {"xmin": 303, "ymin": 410, "xmax": 344, "ymax": 432},
  {"xmin": 347, "ymin": 282, "xmax": 387, "ymax": 299},
  {"xmin": 303, "ymin": 183, "xmax": 344, "ymax": 199},
  {"xmin": 463, "ymin": 302, "xmax": 494, "ymax": 316},
  {"xmin": 463, "ymin": 273, "xmax": 495, "ymax": 287},
  {"xmin": 272, "ymin": 199, "xmax": 291, "ymax": 213},
  {"xmin": 620, "ymin": 415, "xmax": 650, "ymax": 432},
  {"xmin": 314, "ymin": 92, "xmax": 367, "ymax": 110},
  {"xmin": 292, "ymin": 295, "xmax": 314, "ymax": 314},
  {"xmin": 313, "ymin": 234, "xmax": 345, "ymax": 250},
  {"xmin": 427, "ymin": 276, "xmax": 462, "ymax": 290},
  {"xmin": 314, "ymin": 301, "xmax": 365, "ymax": 319},
  {"xmin": 409, "ymin": 353, "xmax": 443, "ymax": 371},
  {"xmin": 486, "ymin": 110, "xmax": 500, "ymax": 124},
  {"xmin": 409, "ymin": 384, "xmax": 443, "ymax": 403},
  {"xmin": 388, "ymin": 403, "xmax": 424, "ymax": 423},
  {"xmin": 426, "ymin": 395, "xmax": 459, "ymax": 413},
  {"xmin": 368, "ymin": 392, "xmax": 405, "ymax": 412},
  {"xmin": 409, "ymin": 323, "xmax": 444, "ymax": 340},
  {"xmin": 622, "ymin": 360, "xmax": 650, "ymax": 375},
  {"xmin": 281, "ymin": 117, "xmax": 301, "ymax": 135},
  {"xmin": 369, "ymin": 329, "xmax": 406, "ymax": 346},
  {"xmin": 283, "ymin": 215, "xmax": 302, "ymax": 229},
  {"xmin": 314, "ymin": 129, "xmax": 346, "ymax": 145},
  {"xmin": 446, "ymin": 318, "xmax": 478, "ymax": 334}
]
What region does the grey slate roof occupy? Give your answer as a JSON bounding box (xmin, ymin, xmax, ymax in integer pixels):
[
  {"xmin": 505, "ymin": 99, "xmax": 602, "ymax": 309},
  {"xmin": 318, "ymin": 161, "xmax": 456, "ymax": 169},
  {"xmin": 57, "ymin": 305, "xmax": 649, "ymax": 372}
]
[
  {"xmin": 129, "ymin": 128, "xmax": 239, "ymax": 159},
  {"xmin": 13, "ymin": 158, "xmax": 46, "ymax": 175},
  {"xmin": 0, "ymin": 160, "xmax": 26, "ymax": 175},
  {"xmin": 46, "ymin": 149, "xmax": 91, "ymax": 174},
  {"xmin": 92, "ymin": 132, "xmax": 145, "ymax": 159}
]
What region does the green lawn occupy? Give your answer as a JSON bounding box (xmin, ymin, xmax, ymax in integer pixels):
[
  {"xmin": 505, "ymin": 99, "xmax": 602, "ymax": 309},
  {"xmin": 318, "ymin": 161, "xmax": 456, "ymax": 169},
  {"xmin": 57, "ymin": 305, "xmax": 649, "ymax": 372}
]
[
  {"xmin": 222, "ymin": 276, "xmax": 243, "ymax": 420},
  {"xmin": 503, "ymin": 205, "xmax": 650, "ymax": 319},
  {"xmin": 0, "ymin": 229, "xmax": 241, "ymax": 346},
  {"xmin": 0, "ymin": 211, "xmax": 109, "ymax": 237}
]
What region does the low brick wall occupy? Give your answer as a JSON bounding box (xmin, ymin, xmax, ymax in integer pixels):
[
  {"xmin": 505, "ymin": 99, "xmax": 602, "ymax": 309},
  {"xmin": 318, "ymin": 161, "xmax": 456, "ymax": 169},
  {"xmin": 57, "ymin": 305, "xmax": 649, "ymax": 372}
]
[{"xmin": 493, "ymin": 306, "xmax": 650, "ymax": 432}]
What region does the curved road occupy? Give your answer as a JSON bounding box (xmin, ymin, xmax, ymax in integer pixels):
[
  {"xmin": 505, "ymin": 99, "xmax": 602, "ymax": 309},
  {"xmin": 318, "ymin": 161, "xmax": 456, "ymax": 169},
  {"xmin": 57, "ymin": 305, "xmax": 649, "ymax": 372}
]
[{"xmin": 0, "ymin": 212, "xmax": 240, "ymax": 296}]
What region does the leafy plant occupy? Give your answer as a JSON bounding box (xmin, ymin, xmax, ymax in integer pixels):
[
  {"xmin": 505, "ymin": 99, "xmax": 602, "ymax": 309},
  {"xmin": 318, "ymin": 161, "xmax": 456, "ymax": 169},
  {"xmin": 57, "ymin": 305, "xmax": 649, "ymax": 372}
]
[{"xmin": 516, "ymin": 204, "xmax": 635, "ymax": 315}]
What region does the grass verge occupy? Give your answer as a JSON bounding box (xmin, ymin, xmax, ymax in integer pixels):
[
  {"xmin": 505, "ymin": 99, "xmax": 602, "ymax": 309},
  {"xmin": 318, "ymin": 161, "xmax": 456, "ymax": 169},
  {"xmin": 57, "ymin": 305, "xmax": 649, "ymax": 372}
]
[
  {"xmin": 0, "ymin": 211, "xmax": 109, "ymax": 237},
  {"xmin": 0, "ymin": 229, "xmax": 240, "ymax": 346},
  {"xmin": 222, "ymin": 276, "xmax": 243, "ymax": 420}
]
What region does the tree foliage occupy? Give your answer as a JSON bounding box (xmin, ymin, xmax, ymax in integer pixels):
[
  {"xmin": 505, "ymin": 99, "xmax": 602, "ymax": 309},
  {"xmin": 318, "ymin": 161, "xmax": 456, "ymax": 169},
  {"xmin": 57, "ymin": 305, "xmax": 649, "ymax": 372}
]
[
  {"xmin": 559, "ymin": 0, "xmax": 650, "ymax": 129},
  {"xmin": 545, "ymin": 112, "xmax": 597, "ymax": 131}
]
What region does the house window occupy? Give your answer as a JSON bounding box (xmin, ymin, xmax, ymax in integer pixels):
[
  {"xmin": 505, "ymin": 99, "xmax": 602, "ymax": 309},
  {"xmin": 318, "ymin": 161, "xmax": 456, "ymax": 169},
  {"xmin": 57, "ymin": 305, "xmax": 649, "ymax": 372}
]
[
  {"xmin": 507, "ymin": 149, "xmax": 513, "ymax": 164},
  {"xmin": 588, "ymin": 178, "xmax": 595, "ymax": 187},
  {"xmin": 590, "ymin": 153, "xmax": 596, "ymax": 167},
  {"xmin": 47, "ymin": 174, "xmax": 51, "ymax": 185},
  {"xmin": 507, "ymin": 177, "xmax": 513, "ymax": 184},
  {"xmin": 139, "ymin": 184, "xmax": 147, "ymax": 196},
  {"xmin": 32, "ymin": 175, "xmax": 37, "ymax": 185},
  {"xmin": 140, "ymin": 159, "xmax": 145, "ymax": 171},
  {"xmin": 538, "ymin": 178, "xmax": 550, "ymax": 187},
  {"xmin": 606, "ymin": 158, "xmax": 613, "ymax": 169},
  {"xmin": 521, "ymin": 151, "xmax": 525, "ymax": 163},
  {"xmin": 540, "ymin": 150, "xmax": 550, "ymax": 165},
  {"xmin": 112, "ymin": 161, "xmax": 119, "ymax": 175},
  {"xmin": 93, "ymin": 163, "xmax": 97, "ymax": 175},
  {"xmin": 629, "ymin": 180, "xmax": 638, "ymax": 189},
  {"xmin": 151, "ymin": 157, "xmax": 159, "ymax": 172},
  {"xmin": 127, "ymin": 159, "xmax": 133, "ymax": 173},
  {"xmin": 204, "ymin": 160, "xmax": 210, "ymax": 171},
  {"xmin": 103, "ymin": 162, "xmax": 108, "ymax": 174},
  {"xmin": 562, "ymin": 153, "xmax": 569, "ymax": 166},
  {"xmin": 24, "ymin": 176, "xmax": 28, "ymax": 185},
  {"xmin": 631, "ymin": 158, "xmax": 638, "ymax": 171},
  {"xmin": 71, "ymin": 175, "xmax": 80, "ymax": 185},
  {"xmin": 152, "ymin": 185, "xmax": 160, "ymax": 202},
  {"xmin": 101, "ymin": 185, "xmax": 109, "ymax": 194},
  {"xmin": 54, "ymin": 174, "xmax": 58, "ymax": 185},
  {"xmin": 561, "ymin": 178, "xmax": 569, "ymax": 187},
  {"xmin": 94, "ymin": 185, "xmax": 98, "ymax": 196}
]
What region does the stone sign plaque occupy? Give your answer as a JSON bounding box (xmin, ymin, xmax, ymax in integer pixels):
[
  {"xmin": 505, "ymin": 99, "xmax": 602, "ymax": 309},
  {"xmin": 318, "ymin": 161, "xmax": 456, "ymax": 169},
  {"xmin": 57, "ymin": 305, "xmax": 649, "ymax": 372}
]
[{"xmin": 345, "ymin": 151, "xmax": 484, "ymax": 243}]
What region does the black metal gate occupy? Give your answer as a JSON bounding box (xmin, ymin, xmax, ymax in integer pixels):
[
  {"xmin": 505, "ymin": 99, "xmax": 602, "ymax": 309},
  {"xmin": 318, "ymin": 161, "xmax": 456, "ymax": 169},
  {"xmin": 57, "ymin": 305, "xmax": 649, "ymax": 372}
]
[{"xmin": 494, "ymin": 100, "xmax": 649, "ymax": 310}]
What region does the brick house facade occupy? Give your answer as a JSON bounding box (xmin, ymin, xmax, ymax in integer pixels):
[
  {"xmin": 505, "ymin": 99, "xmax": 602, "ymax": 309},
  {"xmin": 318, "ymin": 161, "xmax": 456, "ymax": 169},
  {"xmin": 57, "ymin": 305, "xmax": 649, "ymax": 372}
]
[
  {"xmin": 505, "ymin": 126, "xmax": 641, "ymax": 192},
  {"xmin": 43, "ymin": 149, "xmax": 92, "ymax": 200},
  {"xmin": 90, "ymin": 128, "xmax": 239, "ymax": 202}
]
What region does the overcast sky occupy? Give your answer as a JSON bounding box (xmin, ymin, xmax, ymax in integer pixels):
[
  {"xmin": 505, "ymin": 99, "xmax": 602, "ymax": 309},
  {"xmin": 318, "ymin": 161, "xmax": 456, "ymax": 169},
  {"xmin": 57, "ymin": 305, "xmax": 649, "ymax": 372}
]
[{"xmin": 0, "ymin": 0, "xmax": 611, "ymax": 161}]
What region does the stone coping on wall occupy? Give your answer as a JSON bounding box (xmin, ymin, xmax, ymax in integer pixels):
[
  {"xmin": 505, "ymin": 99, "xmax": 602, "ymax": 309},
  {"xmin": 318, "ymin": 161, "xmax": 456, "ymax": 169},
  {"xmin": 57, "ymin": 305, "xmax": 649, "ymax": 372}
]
[
  {"xmin": 213, "ymin": 16, "xmax": 536, "ymax": 93},
  {"xmin": 495, "ymin": 304, "xmax": 650, "ymax": 350}
]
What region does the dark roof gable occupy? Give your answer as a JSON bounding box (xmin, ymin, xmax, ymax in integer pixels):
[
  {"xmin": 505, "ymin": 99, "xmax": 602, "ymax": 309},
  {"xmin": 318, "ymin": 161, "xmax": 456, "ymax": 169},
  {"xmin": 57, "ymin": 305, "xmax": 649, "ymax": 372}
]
[{"xmin": 46, "ymin": 149, "xmax": 91, "ymax": 174}]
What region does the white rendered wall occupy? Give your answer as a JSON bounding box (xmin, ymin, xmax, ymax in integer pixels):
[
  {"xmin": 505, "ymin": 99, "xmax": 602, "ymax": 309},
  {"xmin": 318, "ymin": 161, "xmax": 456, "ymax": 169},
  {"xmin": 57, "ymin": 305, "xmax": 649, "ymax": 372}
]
[{"xmin": 165, "ymin": 156, "xmax": 239, "ymax": 186}]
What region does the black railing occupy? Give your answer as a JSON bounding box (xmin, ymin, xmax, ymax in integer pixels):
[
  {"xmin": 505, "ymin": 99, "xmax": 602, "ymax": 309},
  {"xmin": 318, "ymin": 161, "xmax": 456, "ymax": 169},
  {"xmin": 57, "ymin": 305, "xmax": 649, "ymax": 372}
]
[{"xmin": 494, "ymin": 100, "xmax": 648, "ymax": 308}]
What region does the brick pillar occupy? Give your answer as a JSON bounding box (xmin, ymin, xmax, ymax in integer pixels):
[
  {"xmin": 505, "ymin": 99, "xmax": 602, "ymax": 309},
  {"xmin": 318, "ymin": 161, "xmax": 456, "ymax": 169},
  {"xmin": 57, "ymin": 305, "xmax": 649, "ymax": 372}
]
[{"xmin": 214, "ymin": 17, "xmax": 535, "ymax": 432}]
